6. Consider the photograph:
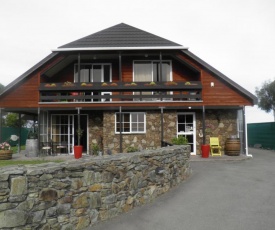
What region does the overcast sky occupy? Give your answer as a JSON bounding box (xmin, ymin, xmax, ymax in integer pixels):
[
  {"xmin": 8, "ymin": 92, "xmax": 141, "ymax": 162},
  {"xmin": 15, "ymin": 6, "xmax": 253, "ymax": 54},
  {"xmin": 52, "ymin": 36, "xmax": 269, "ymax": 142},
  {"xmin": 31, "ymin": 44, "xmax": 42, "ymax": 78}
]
[{"xmin": 0, "ymin": 0, "xmax": 274, "ymax": 123}]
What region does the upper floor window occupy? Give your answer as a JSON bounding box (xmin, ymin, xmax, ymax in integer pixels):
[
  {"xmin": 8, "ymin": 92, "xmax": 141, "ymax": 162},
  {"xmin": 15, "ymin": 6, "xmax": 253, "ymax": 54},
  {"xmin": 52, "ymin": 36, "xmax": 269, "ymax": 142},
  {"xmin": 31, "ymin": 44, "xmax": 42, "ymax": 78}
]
[
  {"xmin": 115, "ymin": 112, "xmax": 146, "ymax": 134},
  {"xmin": 74, "ymin": 64, "xmax": 112, "ymax": 82},
  {"xmin": 133, "ymin": 61, "xmax": 171, "ymax": 82}
]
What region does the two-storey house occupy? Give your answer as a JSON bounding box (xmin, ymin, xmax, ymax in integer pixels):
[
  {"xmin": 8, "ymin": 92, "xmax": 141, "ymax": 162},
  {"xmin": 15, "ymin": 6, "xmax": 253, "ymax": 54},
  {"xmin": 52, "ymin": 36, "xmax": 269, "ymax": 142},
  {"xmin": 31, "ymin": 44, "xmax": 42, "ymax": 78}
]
[{"xmin": 0, "ymin": 23, "xmax": 257, "ymax": 155}]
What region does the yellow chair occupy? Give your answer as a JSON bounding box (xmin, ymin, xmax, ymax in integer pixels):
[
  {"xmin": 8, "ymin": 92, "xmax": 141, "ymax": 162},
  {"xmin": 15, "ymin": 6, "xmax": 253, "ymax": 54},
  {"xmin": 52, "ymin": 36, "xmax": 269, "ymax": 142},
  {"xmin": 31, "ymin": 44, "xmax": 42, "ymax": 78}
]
[{"xmin": 210, "ymin": 137, "xmax": 222, "ymax": 156}]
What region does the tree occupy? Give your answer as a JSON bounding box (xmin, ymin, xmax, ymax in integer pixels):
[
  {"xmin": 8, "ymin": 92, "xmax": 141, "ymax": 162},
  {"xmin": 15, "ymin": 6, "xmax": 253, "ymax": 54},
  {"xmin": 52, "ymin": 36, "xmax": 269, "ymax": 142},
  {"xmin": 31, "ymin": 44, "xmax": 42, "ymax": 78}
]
[
  {"xmin": 255, "ymin": 79, "xmax": 275, "ymax": 121},
  {"xmin": 4, "ymin": 113, "xmax": 21, "ymax": 127}
]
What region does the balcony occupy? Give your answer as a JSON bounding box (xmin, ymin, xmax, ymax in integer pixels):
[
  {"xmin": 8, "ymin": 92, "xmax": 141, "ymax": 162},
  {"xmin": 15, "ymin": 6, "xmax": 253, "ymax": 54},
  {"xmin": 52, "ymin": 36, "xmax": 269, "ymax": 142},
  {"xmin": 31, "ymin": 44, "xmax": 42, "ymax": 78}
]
[{"xmin": 39, "ymin": 81, "xmax": 202, "ymax": 103}]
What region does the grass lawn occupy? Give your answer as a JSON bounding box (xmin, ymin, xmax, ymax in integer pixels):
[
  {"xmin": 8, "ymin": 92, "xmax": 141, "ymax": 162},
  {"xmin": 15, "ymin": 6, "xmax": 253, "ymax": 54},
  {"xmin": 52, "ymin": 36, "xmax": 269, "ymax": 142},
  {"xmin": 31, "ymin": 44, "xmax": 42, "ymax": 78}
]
[
  {"xmin": 0, "ymin": 145, "xmax": 64, "ymax": 168},
  {"xmin": 0, "ymin": 159, "xmax": 64, "ymax": 168}
]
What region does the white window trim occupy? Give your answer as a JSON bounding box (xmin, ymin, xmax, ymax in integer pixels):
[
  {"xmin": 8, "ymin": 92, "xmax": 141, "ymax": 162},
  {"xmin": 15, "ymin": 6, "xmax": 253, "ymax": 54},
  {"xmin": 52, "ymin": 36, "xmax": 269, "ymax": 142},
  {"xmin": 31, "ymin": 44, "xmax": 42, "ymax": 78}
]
[{"xmin": 115, "ymin": 112, "xmax": 146, "ymax": 134}]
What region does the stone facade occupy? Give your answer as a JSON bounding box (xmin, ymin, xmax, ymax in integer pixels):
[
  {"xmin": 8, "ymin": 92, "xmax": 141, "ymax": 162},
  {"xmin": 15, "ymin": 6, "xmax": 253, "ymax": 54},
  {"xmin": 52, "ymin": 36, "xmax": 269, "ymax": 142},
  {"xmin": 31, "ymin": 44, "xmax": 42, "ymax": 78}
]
[
  {"xmin": 89, "ymin": 110, "xmax": 177, "ymax": 154},
  {"xmin": 196, "ymin": 109, "xmax": 238, "ymax": 154},
  {"xmin": 88, "ymin": 109, "xmax": 238, "ymax": 155},
  {"xmin": 0, "ymin": 146, "xmax": 191, "ymax": 229}
]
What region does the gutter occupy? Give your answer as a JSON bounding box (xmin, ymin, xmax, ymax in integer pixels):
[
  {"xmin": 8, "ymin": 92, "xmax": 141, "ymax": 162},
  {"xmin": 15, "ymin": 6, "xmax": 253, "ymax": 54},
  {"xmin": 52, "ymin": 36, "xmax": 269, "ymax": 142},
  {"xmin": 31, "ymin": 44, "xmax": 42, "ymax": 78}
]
[
  {"xmin": 244, "ymin": 106, "xmax": 253, "ymax": 158},
  {"xmin": 52, "ymin": 46, "xmax": 189, "ymax": 52}
]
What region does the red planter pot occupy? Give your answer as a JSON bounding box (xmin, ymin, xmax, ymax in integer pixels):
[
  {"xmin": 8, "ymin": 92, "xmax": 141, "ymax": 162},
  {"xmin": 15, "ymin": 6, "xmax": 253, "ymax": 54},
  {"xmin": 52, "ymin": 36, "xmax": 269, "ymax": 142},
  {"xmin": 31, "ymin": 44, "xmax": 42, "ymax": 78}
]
[
  {"xmin": 74, "ymin": 146, "xmax": 83, "ymax": 159},
  {"xmin": 201, "ymin": 145, "xmax": 210, "ymax": 158}
]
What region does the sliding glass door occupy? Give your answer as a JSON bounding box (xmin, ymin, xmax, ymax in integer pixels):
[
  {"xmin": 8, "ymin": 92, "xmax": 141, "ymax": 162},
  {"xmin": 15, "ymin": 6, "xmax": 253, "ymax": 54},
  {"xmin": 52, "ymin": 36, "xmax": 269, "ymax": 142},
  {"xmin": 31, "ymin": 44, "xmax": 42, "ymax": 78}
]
[{"xmin": 51, "ymin": 114, "xmax": 88, "ymax": 154}]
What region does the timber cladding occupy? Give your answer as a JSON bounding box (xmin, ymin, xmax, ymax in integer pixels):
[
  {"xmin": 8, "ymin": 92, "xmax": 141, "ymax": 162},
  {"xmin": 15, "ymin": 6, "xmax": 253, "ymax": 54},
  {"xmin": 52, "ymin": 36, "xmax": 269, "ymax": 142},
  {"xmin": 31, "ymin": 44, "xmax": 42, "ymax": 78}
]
[
  {"xmin": 176, "ymin": 52, "xmax": 254, "ymax": 106},
  {"xmin": 0, "ymin": 73, "xmax": 39, "ymax": 108}
]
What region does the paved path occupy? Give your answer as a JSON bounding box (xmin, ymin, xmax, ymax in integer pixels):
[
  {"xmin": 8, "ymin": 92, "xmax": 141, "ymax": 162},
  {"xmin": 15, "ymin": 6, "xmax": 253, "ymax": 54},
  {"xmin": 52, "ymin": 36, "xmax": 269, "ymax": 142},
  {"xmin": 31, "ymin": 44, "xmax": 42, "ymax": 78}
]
[{"xmin": 88, "ymin": 148, "xmax": 275, "ymax": 230}]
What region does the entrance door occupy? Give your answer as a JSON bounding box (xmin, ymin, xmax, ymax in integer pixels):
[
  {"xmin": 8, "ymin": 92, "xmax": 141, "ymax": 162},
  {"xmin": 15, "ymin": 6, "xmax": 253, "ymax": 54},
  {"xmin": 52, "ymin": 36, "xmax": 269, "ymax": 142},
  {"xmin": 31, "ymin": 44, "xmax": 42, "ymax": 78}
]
[{"xmin": 177, "ymin": 113, "xmax": 196, "ymax": 155}]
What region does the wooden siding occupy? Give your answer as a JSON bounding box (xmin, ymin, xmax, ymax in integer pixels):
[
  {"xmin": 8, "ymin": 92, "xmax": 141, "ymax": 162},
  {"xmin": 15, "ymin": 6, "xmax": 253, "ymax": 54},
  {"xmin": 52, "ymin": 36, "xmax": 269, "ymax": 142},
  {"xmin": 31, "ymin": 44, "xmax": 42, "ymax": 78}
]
[
  {"xmin": 0, "ymin": 51, "xmax": 254, "ymax": 109},
  {"xmin": 0, "ymin": 73, "xmax": 39, "ymax": 108},
  {"xmin": 176, "ymin": 52, "xmax": 254, "ymax": 106}
]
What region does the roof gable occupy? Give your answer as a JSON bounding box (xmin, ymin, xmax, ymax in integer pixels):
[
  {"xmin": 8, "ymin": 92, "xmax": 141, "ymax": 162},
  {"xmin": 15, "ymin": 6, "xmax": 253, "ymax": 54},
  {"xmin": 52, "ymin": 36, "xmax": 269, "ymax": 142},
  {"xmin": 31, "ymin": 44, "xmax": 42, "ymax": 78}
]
[{"xmin": 57, "ymin": 23, "xmax": 185, "ymax": 50}]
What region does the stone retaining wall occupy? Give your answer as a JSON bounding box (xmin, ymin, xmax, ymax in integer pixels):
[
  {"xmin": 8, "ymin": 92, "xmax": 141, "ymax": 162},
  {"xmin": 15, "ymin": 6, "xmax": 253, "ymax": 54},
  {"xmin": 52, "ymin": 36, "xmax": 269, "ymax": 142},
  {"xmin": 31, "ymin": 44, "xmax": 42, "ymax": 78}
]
[{"xmin": 0, "ymin": 145, "xmax": 191, "ymax": 230}]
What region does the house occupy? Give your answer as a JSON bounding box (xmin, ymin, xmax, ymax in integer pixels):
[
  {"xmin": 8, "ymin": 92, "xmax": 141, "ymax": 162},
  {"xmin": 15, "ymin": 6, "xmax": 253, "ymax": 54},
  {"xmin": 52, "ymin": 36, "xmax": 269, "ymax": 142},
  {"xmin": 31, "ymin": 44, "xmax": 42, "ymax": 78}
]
[{"xmin": 0, "ymin": 23, "xmax": 257, "ymax": 156}]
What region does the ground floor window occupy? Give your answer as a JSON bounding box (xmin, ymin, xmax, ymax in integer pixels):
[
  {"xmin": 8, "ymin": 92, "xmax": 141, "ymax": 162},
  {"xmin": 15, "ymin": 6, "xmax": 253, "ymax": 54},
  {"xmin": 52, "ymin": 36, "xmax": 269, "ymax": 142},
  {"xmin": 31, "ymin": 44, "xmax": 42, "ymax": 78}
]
[{"xmin": 115, "ymin": 112, "xmax": 146, "ymax": 133}]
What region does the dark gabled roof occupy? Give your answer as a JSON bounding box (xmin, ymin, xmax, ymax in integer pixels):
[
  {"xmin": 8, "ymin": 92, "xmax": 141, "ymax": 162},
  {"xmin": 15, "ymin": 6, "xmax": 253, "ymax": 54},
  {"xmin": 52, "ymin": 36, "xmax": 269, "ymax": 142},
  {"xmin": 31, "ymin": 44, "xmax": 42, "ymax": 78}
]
[
  {"xmin": 56, "ymin": 23, "xmax": 185, "ymax": 50},
  {"xmin": 182, "ymin": 50, "xmax": 258, "ymax": 104}
]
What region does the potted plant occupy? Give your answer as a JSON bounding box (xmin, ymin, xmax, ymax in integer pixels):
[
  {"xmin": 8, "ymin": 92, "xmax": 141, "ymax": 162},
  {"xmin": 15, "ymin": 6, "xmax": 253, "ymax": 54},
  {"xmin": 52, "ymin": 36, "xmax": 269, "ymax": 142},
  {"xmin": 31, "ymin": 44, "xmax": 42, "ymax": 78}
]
[
  {"xmin": 62, "ymin": 81, "xmax": 74, "ymax": 87},
  {"xmin": 0, "ymin": 141, "xmax": 13, "ymax": 160},
  {"xmin": 45, "ymin": 83, "xmax": 56, "ymax": 87},
  {"xmin": 125, "ymin": 82, "xmax": 137, "ymax": 86},
  {"xmin": 74, "ymin": 128, "xmax": 83, "ymax": 159},
  {"xmin": 144, "ymin": 81, "xmax": 157, "ymax": 86},
  {"xmin": 165, "ymin": 81, "xmax": 178, "ymax": 86},
  {"xmin": 81, "ymin": 82, "xmax": 93, "ymax": 87}
]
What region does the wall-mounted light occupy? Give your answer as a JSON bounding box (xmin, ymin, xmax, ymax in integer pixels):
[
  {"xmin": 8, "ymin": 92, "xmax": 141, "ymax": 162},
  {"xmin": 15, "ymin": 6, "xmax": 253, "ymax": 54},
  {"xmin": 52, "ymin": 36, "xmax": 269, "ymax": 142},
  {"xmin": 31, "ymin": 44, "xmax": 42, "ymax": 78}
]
[
  {"xmin": 188, "ymin": 107, "xmax": 192, "ymax": 109},
  {"xmin": 210, "ymin": 82, "xmax": 215, "ymax": 87}
]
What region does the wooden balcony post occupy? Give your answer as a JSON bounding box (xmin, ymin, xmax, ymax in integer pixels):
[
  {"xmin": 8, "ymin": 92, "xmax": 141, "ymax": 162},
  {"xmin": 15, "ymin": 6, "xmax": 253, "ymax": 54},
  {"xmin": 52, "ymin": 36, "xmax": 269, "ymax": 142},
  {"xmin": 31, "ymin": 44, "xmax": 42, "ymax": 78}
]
[
  {"xmin": 0, "ymin": 108, "xmax": 2, "ymax": 142},
  {"xmin": 78, "ymin": 53, "xmax": 81, "ymax": 83},
  {"xmin": 202, "ymin": 106, "xmax": 206, "ymax": 145},
  {"xmin": 119, "ymin": 106, "xmax": 122, "ymax": 153},
  {"xmin": 159, "ymin": 51, "xmax": 162, "ymax": 82},
  {"xmin": 160, "ymin": 107, "xmax": 165, "ymax": 146},
  {"xmin": 119, "ymin": 52, "xmax": 122, "ymax": 82}
]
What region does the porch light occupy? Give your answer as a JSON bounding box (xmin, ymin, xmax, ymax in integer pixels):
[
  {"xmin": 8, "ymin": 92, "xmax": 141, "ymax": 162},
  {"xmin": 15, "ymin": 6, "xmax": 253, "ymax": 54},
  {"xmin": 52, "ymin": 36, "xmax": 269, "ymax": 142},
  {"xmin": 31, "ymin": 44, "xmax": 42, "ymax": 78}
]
[{"xmin": 210, "ymin": 82, "xmax": 214, "ymax": 87}]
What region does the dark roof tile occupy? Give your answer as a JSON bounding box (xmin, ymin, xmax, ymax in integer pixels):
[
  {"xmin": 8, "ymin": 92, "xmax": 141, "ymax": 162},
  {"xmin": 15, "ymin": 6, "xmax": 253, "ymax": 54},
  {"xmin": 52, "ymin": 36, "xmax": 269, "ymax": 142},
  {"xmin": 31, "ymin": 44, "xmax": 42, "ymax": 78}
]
[{"xmin": 59, "ymin": 23, "xmax": 182, "ymax": 48}]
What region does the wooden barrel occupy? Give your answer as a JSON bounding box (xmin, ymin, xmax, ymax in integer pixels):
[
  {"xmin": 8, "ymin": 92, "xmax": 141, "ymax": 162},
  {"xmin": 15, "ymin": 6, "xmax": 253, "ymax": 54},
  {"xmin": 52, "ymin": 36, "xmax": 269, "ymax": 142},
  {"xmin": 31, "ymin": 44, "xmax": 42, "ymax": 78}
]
[
  {"xmin": 0, "ymin": 150, "xmax": 13, "ymax": 160},
  {"xmin": 225, "ymin": 138, "xmax": 240, "ymax": 156}
]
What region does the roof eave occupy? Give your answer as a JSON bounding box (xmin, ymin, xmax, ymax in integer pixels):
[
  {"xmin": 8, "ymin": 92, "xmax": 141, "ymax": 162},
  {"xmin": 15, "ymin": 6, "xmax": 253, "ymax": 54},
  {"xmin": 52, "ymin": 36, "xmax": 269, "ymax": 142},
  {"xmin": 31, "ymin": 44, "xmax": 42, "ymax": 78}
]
[
  {"xmin": 52, "ymin": 46, "xmax": 188, "ymax": 52},
  {"xmin": 0, "ymin": 53, "xmax": 59, "ymax": 97}
]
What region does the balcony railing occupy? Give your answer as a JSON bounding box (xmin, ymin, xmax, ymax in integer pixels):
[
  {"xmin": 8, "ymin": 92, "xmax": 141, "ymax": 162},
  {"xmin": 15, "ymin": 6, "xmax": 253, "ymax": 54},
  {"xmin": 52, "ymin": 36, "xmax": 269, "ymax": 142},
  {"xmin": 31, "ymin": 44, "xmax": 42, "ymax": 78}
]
[{"xmin": 39, "ymin": 81, "xmax": 202, "ymax": 103}]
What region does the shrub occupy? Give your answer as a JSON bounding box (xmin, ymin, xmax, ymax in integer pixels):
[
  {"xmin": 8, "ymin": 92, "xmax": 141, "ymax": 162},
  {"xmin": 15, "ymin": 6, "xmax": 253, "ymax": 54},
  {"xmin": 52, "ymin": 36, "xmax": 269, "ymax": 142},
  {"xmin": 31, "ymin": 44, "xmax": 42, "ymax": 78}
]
[
  {"xmin": 171, "ymin": 136, "xmax": 188, "ymax": 145},
  {"xmin": 126, "ymin": 146, "xmax": 138, "ymax": 153}
]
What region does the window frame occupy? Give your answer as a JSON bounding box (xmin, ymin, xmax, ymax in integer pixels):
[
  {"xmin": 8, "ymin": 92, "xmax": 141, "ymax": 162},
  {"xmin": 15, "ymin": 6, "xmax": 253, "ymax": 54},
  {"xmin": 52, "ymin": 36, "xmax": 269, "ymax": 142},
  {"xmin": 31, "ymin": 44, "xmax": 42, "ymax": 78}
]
[
  {"xmin": 115, "ymin": 112, "xmax": 146, "ymax": 134},
  {"xmin": 133, "ymin": 60, "xmax": 172, "ymax": 82},
  {"xmin": 74, "ymin": 63, "xmax": 112, "ymax": 83}
]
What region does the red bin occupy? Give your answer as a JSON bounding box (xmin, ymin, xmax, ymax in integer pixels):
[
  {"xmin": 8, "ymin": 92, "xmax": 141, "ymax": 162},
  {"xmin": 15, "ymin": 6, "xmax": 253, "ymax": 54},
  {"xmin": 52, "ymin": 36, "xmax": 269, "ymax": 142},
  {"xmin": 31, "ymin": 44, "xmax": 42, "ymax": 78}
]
[{"xmin": 201, "ymin": 144, "xmax": 210, "ymax": 158}]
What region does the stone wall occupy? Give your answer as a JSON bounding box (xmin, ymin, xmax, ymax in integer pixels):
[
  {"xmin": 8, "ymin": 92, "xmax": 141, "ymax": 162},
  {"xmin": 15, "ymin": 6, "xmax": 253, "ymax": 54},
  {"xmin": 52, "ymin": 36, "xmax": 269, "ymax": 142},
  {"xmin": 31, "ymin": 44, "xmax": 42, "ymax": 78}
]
[{"xmin": 0, "ymin": 145, "xmax": 191, "ymax": 230}]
